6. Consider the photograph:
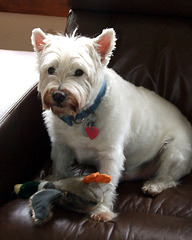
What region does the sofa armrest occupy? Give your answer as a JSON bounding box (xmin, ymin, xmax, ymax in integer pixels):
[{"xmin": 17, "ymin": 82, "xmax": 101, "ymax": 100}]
[
  {"xmin": 0, "ymin": 50, "xmax": 51, "ymax": 205},
  {"xmin": 0, "ymin": 84, "xmax": 51, "ymax": 205}
]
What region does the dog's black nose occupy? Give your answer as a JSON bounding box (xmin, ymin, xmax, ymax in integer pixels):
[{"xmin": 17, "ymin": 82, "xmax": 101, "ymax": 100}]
[{"xmin": 52, "ymin": 91, "xmax": 66, "ymax": 104}]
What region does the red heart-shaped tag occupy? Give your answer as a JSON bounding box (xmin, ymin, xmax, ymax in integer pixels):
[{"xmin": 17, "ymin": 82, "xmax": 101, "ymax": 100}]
[{"xmin": 86, "ymin": 126, "xmax": 99, "ymax": 140}]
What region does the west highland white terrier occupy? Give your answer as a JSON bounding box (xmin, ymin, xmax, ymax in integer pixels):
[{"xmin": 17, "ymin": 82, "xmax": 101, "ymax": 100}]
[{"xmin": 31, "ymin": 28, "xmax": 192, "ymax": 222}]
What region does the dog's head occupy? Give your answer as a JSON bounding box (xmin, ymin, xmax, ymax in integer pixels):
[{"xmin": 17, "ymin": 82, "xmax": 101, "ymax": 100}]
[{"xmin": 31, "ymin": 28, "xmax": 116, "ymax": 116}]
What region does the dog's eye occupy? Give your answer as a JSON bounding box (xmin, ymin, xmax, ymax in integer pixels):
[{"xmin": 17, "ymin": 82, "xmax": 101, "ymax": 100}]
[
  {"xmin": 48, "ymin": 67, "xmax": 55, "ymax": 75},
  {"xmin": 74, "ymin": 69, "xmax": 84, "ymax": 77}
]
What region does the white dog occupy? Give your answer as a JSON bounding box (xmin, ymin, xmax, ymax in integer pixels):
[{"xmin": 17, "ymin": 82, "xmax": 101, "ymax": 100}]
[{"xmin": 31, "ymin": 28, "xmax": 192, "ymax": 222}]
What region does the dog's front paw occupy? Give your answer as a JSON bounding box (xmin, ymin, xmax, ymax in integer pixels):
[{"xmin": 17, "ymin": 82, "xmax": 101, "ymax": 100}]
[{"xmin": 90, "ymin": 210, "xmax": 117, "ymax": 222}]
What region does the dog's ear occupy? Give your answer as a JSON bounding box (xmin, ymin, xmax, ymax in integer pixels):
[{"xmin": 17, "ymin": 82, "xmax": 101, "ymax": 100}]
[
  {"xmin": 94, "ymin": 28, "xmax": 116, "ymax": 66},
  {"xmin": 31, "ymin": 28, "xmax": 47, "ymax": 52}
]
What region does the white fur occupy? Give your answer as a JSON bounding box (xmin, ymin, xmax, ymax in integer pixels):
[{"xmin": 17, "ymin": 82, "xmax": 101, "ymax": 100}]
[{"xmin": 31, "ymin": 28, "xmax": 192, "ymax": 221}]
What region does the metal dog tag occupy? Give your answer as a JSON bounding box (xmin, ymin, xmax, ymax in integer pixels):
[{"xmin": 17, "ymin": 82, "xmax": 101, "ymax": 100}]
[
  {"xmin": 83, "ymin": 113, "xmax": 99, "ymax": 139},
  {"xmin": 84, "ymin": 121, "xmax": 99, "ymax": 140}
]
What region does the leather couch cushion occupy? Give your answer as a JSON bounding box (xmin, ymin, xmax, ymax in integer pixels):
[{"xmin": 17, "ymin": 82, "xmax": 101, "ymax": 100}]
[{"xmin": 1, "ymin": 175, "xmax": 192, "ymax": 240}]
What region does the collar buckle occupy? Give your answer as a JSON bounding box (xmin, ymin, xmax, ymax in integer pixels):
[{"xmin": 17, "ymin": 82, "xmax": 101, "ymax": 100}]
[{"xmin": 73, "ymin": 117, "xmax": 85, "ymax": 124}]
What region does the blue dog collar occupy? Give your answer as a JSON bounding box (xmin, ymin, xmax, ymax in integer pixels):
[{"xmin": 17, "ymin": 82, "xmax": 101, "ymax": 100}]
[{"xmin": 59, "ymin": 79, "xmax": 107, "ymax": 126}]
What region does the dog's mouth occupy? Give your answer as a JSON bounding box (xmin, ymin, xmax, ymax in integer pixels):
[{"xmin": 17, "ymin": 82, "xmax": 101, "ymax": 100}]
[{"xmin": 42, "ymin": 88, "xmax": 79, "ymax": 116}]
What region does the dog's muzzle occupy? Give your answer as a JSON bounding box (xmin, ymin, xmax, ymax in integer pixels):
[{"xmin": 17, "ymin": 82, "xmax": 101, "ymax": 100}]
[
  {"xmin": 52, "ymin": 91, "xmax": 66, "ymax": 105},
  {"xmin": 43, "ymin": 87, "xmax": 79, "ymax": 116}
]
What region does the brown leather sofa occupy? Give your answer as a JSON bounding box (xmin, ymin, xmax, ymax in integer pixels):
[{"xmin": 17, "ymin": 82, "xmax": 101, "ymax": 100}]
[{"xmin": 1, "ymin": 0, "xmax": 192, "ymax": 239}]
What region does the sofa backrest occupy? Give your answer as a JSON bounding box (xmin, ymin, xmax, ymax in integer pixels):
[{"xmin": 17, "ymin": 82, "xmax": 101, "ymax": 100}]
[{"xmin": 66, "ymin": 0, "xmax": 192, "ymax": 124}]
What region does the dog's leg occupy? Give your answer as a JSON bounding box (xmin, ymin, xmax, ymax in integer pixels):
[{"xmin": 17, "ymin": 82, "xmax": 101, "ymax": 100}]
[
  {"xmin": 90, "ymin": 149, "xmax": 125, "ymax": 222},
  {"xmin": 142, "ymin": 139, "xmax": 192, "ymax": 196},
  {"xmin": 51, "ymin": 142, "xmax": 75, "ymax": 180}
]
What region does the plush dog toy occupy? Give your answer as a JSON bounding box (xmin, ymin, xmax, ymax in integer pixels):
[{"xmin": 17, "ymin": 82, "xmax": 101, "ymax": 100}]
[{"xmin": 14, "ymin": 172, "xmax": 112, "ymax": 224}]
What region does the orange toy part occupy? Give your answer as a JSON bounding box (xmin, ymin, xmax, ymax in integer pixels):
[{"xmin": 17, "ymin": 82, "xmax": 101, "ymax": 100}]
[{"xmin": 82, "ymin": 172, "xmax": 112, "ymax": 184}]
